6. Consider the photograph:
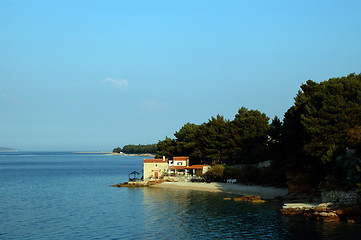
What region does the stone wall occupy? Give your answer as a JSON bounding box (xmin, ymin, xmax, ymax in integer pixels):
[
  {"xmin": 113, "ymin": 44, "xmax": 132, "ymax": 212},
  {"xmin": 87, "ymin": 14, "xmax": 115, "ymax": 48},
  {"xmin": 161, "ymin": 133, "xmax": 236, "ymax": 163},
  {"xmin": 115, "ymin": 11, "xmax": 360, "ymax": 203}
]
[
  {"xmin": 143, "ymin": 162, "xmax": 168, "ymax": 180},
  {"xmin": 321, "ymin": 190, "xmax": 361, "ymax": 205}
]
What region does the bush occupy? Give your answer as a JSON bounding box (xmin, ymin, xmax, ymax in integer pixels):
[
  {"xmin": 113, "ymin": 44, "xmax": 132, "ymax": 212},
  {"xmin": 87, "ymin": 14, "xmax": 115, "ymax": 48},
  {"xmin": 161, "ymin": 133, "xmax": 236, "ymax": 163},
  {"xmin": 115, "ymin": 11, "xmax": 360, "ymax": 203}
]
[
  {"xmin": 224, "ymin": 164, "xmax": 287, "ymax": 186},
  {"xmin": 204, "ymin": 164, "xmax": 225, "ymax": 182}
]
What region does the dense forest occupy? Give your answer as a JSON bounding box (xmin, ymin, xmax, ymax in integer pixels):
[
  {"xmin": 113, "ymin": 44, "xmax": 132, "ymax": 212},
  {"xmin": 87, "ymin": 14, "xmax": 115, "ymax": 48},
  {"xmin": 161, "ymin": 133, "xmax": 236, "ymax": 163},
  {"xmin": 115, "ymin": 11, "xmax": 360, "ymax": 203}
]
[
  {"xmin": 113, "ymin": 144, "xmax": 157, "ymax": 154},
  {"xmin": 156, "ymin": 73, "xmax": 361, "ymax": 191}
]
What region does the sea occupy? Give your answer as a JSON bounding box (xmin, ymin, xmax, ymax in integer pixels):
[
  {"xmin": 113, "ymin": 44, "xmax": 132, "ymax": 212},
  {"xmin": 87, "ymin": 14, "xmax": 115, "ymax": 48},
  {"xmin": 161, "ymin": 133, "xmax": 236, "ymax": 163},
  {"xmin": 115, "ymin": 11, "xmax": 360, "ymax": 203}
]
[{"xmin": 1, "ymin": 152, "xmax": 361, "ymax": 240}]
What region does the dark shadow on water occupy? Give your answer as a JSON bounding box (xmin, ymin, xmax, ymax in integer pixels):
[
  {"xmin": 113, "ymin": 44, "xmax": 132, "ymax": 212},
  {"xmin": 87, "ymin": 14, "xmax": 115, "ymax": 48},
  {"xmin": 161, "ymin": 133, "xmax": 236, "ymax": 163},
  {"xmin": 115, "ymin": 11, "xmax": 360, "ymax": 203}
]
[{"xmin": 141, "ymin": 187, "xmax": 361, "ymax": 240}]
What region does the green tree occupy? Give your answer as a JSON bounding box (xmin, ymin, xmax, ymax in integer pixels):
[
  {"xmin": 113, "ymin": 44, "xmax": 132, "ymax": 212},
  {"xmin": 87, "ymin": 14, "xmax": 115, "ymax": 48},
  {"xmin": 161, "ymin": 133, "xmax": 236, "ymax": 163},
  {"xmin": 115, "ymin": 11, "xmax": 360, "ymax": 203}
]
[
  {"xmin": 197, "ymin": 115, "xmax": 231, "ymax": 164},
  {"xmin": 156, "ymin": 137, "xmax": 177, "ymax": 158},
  {"xmin": 229, "ymin": 107, "xmax": 270, "ymax": 164},
  {"xmin": 113, "ymin": 147, "xmax": 122, "ymax": 153},
  {"xmin": 283, "ymin": 73, "xmax": 361, "ymax": 186},
  {"xmin": 174, "ymin": 122, "xmax": 202, "ymax": 160},
  {"xmin": 115, "ymin": 144, "xmax": 157, "ymax": 154},
  {"xmin": 269, "ymin": 116, "xmax": 282, "ymax": 144},
  {"xmin": 268, "ymin": 116, "xmax": 284, "ymax": 164}
]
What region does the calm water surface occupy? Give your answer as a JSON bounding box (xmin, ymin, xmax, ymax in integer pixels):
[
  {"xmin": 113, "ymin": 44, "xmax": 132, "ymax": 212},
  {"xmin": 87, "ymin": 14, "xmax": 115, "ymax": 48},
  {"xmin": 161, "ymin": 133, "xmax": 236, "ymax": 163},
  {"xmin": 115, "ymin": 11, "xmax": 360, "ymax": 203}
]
[{"xmin": 1, "ymin": 152, "xmax": 361, "ymax": 239}]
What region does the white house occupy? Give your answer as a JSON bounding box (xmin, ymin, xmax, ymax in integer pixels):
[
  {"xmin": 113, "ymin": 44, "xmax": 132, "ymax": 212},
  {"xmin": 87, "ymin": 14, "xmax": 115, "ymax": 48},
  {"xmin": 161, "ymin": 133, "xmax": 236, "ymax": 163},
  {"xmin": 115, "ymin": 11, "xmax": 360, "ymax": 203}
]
[
  {"xmin": 143, "ymin": 156, "xmax": 210, "ymax": 180},
  {"xmin": 168, "ymin": 156, "xmax": 189, "ymax": 176}
]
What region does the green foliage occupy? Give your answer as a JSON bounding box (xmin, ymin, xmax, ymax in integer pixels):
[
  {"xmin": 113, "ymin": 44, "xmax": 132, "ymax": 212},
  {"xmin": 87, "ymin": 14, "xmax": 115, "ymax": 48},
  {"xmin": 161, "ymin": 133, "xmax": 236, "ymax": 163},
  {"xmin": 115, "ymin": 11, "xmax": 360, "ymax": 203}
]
[
  {"xmin": 113, "ymin": 147, "xmax": 122, "ymax": 153},
  {"xmin": 204, "ymin": 164, "xmax": 225, "ymax": 182},
  {"xmin": 174, "ymin": 123, "xmax": 202, "ymax": 159},
  {"xmin": 154, "ymin": 72, "xmax": 361, "ymax": 189},
  {"xmin": 321, "ymin": 144, "xmax": 337, "ymax": 164},
  {"xmin": 113, "ymin": 144, "xmax": 157, "ymax": 154},
  {"xmin": 224, "ymin": 164, "xmax": 286, "ymax": 186},
  {"xmin": 283, "ymin": 73, "xmax": 361, "ymax": 167},
  {"xmin": 225, "ymin": 165, "xmax": 260, "ymax": 183},
  {"xmin": 229, "ymin": 107, "xmax": 270, "ymax": 164},
  {"xmin": 155, "ymin": 137, "xmax": 176, "ymax": 158},
  {"xmin": 198, "ymin": 115, "xmax": 232, "ymax": 163},
  {"xmin": 157, "ymin": 108, "xmax": 271, "ymax": 165},
  {"xmin": 281, "ymin": 73, "xmax": 361, "ymax": 188}
]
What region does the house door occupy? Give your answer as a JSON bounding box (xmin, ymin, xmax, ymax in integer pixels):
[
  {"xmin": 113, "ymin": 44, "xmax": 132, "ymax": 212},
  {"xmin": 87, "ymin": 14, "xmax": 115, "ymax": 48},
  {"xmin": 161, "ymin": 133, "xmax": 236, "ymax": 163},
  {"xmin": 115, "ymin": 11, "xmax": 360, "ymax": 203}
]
[{"xmin": 154, "ymin": 172, "xmax": 158, "ymax": 179}]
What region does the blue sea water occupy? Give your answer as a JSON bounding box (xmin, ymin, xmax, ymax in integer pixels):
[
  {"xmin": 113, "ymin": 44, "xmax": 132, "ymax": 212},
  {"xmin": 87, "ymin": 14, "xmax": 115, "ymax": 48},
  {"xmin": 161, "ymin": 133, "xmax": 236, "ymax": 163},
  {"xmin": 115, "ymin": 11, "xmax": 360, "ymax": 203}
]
[{"xmin": 1, "ymin": 152, "xmax": 361, "ymax": 239}]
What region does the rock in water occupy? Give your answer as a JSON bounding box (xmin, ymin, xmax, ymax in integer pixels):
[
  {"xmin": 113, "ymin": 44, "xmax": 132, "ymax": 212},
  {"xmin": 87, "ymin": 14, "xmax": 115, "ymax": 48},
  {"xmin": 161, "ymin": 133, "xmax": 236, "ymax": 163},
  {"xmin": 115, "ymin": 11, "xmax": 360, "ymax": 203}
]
[{"xmin": 234, "ymin": 195, "xmax": 266, "ymax": 203}]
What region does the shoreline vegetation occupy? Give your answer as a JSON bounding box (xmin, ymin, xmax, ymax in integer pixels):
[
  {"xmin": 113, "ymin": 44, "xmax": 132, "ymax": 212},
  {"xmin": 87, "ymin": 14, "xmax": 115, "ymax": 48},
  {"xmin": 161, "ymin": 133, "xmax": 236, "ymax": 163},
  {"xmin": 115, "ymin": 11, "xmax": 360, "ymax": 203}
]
[
  {"xmin": 155, "ymin": 73, "xmax": 361, "ymax": 194},
  {"xmin": 112, "ymin": 144, "xmax": 157, "ymax": 156},
  {"xmin": 113, "ymin": 73, "xmax": 361, "ymax": 223}
]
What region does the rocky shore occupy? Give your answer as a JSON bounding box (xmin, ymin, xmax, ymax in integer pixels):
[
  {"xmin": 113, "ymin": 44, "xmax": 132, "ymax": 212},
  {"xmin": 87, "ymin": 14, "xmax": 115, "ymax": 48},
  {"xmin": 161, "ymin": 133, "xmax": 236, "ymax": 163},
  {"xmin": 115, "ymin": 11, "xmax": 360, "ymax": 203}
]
[
  {"xmin": 279, "ymin": 189, "xmax": 361, "ymax": 223},
  {"xmin": 112, "ymin": 180, "xmax": 164, "ymax": 188},
  {"xmin": 281, "ymin": 202, "xmax": 361, "ymax": 223},
  {"xmin": 112, "ymin": 180, "xmax": 361, "ymax": 223}
]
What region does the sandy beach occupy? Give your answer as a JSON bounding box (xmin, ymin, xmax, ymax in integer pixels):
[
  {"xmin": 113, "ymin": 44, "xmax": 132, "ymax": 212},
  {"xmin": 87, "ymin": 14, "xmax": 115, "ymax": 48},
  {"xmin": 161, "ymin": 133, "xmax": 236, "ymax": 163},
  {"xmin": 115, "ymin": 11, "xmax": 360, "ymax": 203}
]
[{"xmin": 151, "ymin": 182, "xmax": 288, "ymax": 199}]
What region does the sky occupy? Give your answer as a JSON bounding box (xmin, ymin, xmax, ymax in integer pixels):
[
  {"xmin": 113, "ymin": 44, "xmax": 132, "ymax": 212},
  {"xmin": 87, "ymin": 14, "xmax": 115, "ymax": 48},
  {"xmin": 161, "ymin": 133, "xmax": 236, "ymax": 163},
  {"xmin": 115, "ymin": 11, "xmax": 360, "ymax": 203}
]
[{"xmin": 1, "ymin": 0, "xmax": 361, "ymax": 151}]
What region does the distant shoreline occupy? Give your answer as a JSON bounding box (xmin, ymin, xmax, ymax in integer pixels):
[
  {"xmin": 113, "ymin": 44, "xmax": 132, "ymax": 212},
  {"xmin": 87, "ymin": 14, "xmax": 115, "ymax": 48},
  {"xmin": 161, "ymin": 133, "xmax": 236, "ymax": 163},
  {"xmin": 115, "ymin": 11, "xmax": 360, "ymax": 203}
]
[
  {"xmin": 74, "ymin": 152, "xmax": 155, "ymax": 157},
  {"xmin": 106, "ymin": 152, "xmax": 156, "ymax": 157},
  {"xmin": 0, "ymin": 146, "xmax": 17, "ymax": 152}
]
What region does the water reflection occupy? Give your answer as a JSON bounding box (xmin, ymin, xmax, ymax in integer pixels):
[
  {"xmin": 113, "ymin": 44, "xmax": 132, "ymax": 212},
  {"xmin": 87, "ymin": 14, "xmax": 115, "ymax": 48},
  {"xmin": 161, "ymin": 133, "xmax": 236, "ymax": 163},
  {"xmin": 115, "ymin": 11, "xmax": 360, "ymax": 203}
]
[
  {"xmin": 141, "ymin": 187, "xmax": 361, "ymax": 239},
  {"xmin": 142, "ymin": 187, "xmax": 290, "ymax": 239},
  {"xmin": 281, "ymin": 215, "xmax": 361, "ymax": 240}
]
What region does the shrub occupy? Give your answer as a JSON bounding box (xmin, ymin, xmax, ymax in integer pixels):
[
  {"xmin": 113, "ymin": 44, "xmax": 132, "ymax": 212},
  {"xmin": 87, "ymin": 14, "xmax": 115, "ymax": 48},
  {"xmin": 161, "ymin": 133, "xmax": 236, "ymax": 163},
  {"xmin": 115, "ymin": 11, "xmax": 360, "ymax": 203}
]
[{"xmin": 204, "ymin": 164, "xmax": 225, "ymax": 182}]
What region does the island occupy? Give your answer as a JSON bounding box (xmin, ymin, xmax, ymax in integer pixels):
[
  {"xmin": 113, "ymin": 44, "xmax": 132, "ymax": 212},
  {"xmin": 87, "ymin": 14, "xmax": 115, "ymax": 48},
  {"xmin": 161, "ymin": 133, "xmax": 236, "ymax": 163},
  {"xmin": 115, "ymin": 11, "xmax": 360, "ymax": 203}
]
[{"xmin": 0, "ymin": 147, "xmax": 17, "ymax": 151}]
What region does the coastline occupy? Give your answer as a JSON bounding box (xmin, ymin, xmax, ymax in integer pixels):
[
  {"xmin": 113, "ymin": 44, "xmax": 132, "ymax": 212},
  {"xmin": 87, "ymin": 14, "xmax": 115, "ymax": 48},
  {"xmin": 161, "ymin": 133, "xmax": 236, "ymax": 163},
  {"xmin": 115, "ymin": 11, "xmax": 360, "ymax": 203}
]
[
  {"xmin": 105, "ymin": 152, "xmax": 155, "ymax": 157},
  {"xmin": 151, "ymin": 182, "xmax": 288, "ymax": 199},
  {"xmin": 74, "ymin": 152, "xmax": 155, "ymax": 157}
]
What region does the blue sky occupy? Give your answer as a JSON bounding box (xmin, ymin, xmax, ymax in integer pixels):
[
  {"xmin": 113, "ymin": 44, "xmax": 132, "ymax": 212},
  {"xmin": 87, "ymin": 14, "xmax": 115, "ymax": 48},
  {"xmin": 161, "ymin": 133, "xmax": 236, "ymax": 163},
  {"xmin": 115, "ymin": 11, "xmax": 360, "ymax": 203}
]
[{"xmin": 1, "ymin": 0, "xmax": 361, "ymax": 151}]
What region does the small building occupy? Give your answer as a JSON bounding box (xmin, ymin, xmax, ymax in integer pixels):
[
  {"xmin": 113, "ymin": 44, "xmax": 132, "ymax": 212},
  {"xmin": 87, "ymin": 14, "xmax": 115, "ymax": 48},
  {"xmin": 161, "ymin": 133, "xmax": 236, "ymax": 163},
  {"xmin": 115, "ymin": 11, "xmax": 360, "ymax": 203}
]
[
  {"xmin": 143, "ymin": 157, "xmax": 168, "ymax": 180},
  {"xmin": 186, "ymin": 165, "xmax": 211, "ymax": 176},
  {"xmin": 168, "ymin": 156, "xmax": 189, "ymax": 176},
  {"xmin": 143, "ymin": 156, "xmax": 211, "ymax": 181}
]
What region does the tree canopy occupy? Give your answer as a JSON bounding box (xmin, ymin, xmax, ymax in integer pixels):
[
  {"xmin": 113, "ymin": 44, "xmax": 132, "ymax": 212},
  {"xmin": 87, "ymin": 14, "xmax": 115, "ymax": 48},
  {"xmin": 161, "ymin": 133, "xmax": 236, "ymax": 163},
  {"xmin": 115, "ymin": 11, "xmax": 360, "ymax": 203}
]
[
  {"xmin": 156, "ymin": 108, "xmax": 270, "ymax": 165},
  {"xmin": 280, "ymin": 73, "xmax": 361, "ymax": 187},
  {"xmin": 283, "ymin": 73, "xmax": 361, "ymax": 165},
  {"xmin": 155, "ymin": 72, "xmax": 361, "ymax": 190},
  {"xmin": 113, "ymin": 144, "xmax": 157, "ymax": 154}
]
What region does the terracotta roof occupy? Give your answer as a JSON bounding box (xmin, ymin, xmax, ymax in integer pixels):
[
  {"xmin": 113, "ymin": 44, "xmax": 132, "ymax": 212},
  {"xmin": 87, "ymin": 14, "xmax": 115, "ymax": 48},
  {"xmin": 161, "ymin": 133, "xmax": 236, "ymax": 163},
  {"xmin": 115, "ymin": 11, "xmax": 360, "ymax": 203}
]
[
  {"xmin": 144, "ymin": 159, "xmax": 168, "ymax": 163},
  {"xmin": 173, "ymin": 156, "xmax": 189, "ymax": 161},
  {"xmin": 186, "ymin": 165, "xmax": 210, "ymax": 170}
]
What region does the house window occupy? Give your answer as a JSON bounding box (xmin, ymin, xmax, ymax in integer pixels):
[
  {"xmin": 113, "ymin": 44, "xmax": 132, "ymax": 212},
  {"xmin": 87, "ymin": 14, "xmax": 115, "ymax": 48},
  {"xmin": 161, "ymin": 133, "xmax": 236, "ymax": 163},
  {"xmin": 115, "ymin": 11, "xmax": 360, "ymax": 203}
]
[
  {"xmin": 177, "ymin": 162, "xmax": 182, "ymax": 166},
  {"xmin": 155, "ymin": 164, "xmax": 158, "ymax": 167}
]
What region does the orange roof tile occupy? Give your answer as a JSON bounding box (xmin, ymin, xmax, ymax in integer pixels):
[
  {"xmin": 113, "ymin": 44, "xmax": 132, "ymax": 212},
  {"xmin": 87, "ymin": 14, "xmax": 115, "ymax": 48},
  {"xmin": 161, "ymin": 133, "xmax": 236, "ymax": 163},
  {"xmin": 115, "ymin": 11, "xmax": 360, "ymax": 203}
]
[
  {"xmin": 186, "ymin": 165, "xmax": 210, "ymax": 170},
  {"xmin": 144, "ymin": 159, "xmax": 168, "ymax": 163}
]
